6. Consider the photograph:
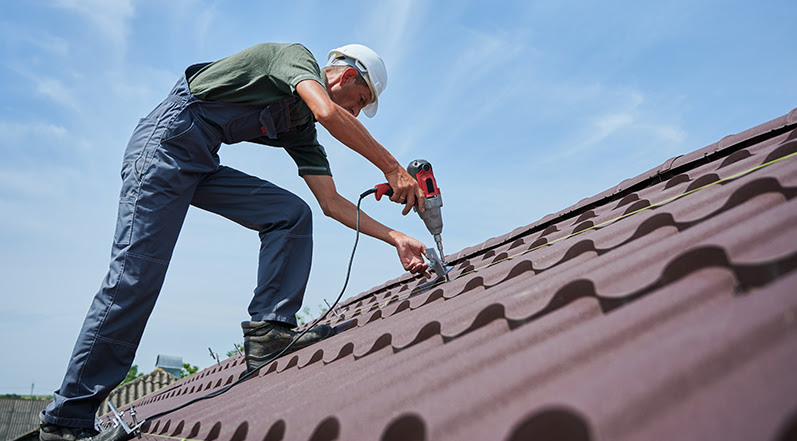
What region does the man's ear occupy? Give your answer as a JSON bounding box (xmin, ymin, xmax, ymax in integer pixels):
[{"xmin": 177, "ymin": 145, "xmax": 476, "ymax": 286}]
[{"xmin": 341, "ymin": 67, "xmax": 359, "ymax": 84}]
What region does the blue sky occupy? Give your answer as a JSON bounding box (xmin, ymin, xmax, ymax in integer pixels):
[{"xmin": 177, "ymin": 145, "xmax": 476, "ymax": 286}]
[{"xmin": 1, "ymin": 0, "xmax": 794, "ymax": 396}]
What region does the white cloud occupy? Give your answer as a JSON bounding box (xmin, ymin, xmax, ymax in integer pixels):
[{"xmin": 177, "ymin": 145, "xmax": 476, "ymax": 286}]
[
  {"xmin": 52, "ymin": 0, "xmax": 135, "ymax": 58},
  {"xmin": 0, "ymin": 120, "xmax": 69, "ymax": 147},
  {"xmin": 588, "ymin": 111, "xmax": 637, "ymax": 146},
  {"xmin": 29, "ymin": 33, "xmax": 70, "ymax": 57},
  {"xmin": 388, "ymin": 26, "xmax": 527, "ymax": 156},
  {"xmin": 33, "ymin": 75, "xmax": 79, "ymax": 110},
  {"xmin": 0, "ymin": 23, "xmax": 70, "ymax": 57},
  {"xmin": 641, "ymin": 122, "xmax": 686, "ymax": 145},
  {"xmin": 528, "ymin": 85, "xmax": 686, "ymax": 168},
  {"xmin": 365, "ymin": 0, "xmax": 423, "ymax": 66}
]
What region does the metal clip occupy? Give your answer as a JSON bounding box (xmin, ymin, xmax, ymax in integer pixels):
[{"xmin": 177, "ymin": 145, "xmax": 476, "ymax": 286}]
[
  {"xmin": 93, "ymin": 401, "xmax": 144, "ymax": 441},
  {"xmin": 425, "ymin": 247, "xmax": 448, "ymax": 281},
  {"xmin": 129, "ymin": 406, "xmax": 141, "ymax": 439},
  {"xmin": 108, "ymin": 402, "xmax": 132, "ymax": 433},
  {"xmin": 410, "ymin": 248, "xmax": 451, "ymax": 294}
]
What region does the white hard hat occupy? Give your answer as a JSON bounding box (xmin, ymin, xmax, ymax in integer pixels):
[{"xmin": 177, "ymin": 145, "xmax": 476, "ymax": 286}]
[{"xmin": 327, "ymin": 44, "xmax": 387, "ymax": 117}]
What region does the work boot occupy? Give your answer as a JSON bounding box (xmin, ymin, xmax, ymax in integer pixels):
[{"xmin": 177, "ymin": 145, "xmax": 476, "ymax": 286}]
[
  {"xmin": 39, "ymin": 412, "xmax": 98, "ymax": 441},
  {"xmin": 241, "ymin": 321, "xmax": 334, "ymax": 372}
]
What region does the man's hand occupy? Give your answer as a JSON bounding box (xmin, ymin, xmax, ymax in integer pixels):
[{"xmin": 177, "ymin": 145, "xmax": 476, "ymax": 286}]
[
  {"xmin": 303, "ymin": 175, "xmax": 429, "ymax": 276},
  {"xmin": 385, "ymin": 165, "xmax": 426, "ymax": 215},
  {"xmin": 392, "ymin": 232, "xmax": 429, "ymax": 275}
]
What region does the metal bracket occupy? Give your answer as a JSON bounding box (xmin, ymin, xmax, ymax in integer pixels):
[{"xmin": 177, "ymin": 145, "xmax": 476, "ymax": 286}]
[
  {"xmin": 426, "ymin": 247, "xmax": 449, "ymax": 282},
  {"xmin": 94, "ymin": 416, "xmax": 105, "ymax": 432},
  {"xmin": 409, "ymin": 247, "xmax": 451, "ymax": 294},
  {"xmin": 93, "ymin": 401, "xmax": 144, "ymax": 441}
]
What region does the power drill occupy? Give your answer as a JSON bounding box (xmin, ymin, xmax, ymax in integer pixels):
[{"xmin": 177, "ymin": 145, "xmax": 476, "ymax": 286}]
[{"xmin": 372, "ymin": 159, "xmax": 447, "ymax": 278}]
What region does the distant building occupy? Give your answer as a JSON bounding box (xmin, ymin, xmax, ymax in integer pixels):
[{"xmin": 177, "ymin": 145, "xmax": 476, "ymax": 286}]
[
  {"xmin": 97, "ymin": 368, "xmax": 178, "ymax": 418},
  {"xmin": 154, "ymin": 355, "xmax": 183, "ymax": 379},
  {"xmin": 0, "ymin": 398, "xmax": 49, "ymax": 441}
]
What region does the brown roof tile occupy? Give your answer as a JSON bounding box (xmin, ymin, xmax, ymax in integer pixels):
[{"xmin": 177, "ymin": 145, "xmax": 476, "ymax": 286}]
[{"xmin": 102, "ymin": 109, "xmax": 797, "ymax": 441}]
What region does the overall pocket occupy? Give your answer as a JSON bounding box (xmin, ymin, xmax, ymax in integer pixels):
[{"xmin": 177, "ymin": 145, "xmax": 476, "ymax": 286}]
[
  {"xmin": 160, "ymin": 109, "xmax": 220, "ymax": 169},
  {"xmin": 221, "ymin": 97, "xmax": 296, "ymax": 142},
  {"xmin": 114, "ymin": 161, "xmax": 141, "ymax": 246},
  {"xmin": 222, "ymin": 108, "xmax": 264, "ymax": 143},
  {"xmin": 258, "ymin": 97, "xmax": 294, "ymax": 139}
]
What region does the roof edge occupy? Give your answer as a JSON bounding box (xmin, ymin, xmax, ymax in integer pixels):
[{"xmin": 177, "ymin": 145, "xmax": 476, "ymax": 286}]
[{"xmin": 458, "ymin": 108, "xmax": 797, "ymax": 259}]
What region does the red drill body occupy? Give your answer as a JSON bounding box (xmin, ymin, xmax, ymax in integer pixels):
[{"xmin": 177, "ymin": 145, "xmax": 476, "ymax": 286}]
[{"xmin": 372, "ymin": 160, "xmax": 447, "ymax": 276}]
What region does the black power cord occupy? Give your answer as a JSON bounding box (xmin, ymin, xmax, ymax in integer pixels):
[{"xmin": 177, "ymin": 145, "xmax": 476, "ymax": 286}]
[{"xmin": 137, "ymin": 189, "xmax": 375, "ymax": 427}]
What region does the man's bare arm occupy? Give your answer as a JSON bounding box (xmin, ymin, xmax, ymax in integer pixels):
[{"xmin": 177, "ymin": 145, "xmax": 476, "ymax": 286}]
[
  {"xmin": 303, "ymin": 174, "xmax": 428, "ymax": 274},
  {"xmin": 296, "ymin": 79, "xmax": 423, "ymax": 215}
]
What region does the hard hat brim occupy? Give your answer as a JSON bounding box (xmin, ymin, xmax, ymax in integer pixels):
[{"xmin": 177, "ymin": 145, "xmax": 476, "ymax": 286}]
[{"xmin": 362, "ymin": 101, "xmax": 377, "ymax": 118}]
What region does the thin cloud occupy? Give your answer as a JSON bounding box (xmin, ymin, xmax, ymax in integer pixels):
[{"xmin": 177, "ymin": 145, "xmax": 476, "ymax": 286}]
[
  {"xmin": 0, "ymin": 120, "xmax": 70, "ymax": 152},
  {"xmin": 364, "ymin": 0, "xmax": 424, "ymax": 66},
  {"xmin": 33, "ymin": 76, "xmax": 79, "ymax": 111},
  {"xmin": 51, "ymin": 0, "xmax": 135, "ymax": 59},
  {"xmin": 0, "ymin": 21, "xmax": 70, "ymax": 57},
  {"xmin": 390, "ymin": 27, "xmax": 527, "ymax": 156}
]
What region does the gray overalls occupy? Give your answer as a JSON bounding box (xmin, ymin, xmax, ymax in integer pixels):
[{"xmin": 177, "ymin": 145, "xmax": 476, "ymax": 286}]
[{"xmin": 44, "ymin": 64, "xmax": 315, "ymax": 427}]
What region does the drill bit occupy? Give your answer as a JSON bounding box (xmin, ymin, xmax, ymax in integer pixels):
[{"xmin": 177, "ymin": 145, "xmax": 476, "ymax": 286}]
[
  {"xmin": 430, "ymin": 233, "xmax": 450, "ymax": 282},
  {"xmin": 433, "ymin": 233, "xmax": 446, "ymax": 267}
]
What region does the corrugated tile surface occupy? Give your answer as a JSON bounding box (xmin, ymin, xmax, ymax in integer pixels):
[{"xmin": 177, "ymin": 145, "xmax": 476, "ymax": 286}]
[
  {"xmin": 0, "ymin": 398, "xmax": 49, "ymax": 441},
  {"xmin": 107, "ymin": 109, "xmax": 797, "ymax": 441}
]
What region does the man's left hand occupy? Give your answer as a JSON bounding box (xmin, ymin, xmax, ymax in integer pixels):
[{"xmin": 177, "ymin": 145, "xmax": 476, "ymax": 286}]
[{"xmin": 392, "ymin": 232, "xmax": 429, "ymax": 275}]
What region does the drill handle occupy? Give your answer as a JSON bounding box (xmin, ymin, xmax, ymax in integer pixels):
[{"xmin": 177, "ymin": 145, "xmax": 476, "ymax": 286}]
[
  {"xmin": 373, "ymin": 183, "xmax": 394, "ymax": 201},
  {"xmin": 359, "ymin": 183, "xmax": 392, "ymax": 200}
]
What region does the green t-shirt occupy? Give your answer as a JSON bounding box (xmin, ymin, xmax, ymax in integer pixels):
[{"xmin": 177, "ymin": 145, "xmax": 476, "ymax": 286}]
[{"xmin": 188, "ymin": 43, "xmax": 331, "ymax": 176}]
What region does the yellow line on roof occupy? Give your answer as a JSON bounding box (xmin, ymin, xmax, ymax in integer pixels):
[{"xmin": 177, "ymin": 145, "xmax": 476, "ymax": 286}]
[{"xmin": 332, "ymin": 151, "xmax": 796, "ymax": 322}]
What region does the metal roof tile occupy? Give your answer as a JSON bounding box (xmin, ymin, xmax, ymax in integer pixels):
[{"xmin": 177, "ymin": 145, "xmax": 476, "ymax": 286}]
[{"xmin": 99, "ymin": 112, "xmax": 797, "ymax": 441}]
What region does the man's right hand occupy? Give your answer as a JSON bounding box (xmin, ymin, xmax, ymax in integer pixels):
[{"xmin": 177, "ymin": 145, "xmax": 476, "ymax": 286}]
[{"xmin": 385, "ymin": 165, "xmax": 426, "ymax": 215}]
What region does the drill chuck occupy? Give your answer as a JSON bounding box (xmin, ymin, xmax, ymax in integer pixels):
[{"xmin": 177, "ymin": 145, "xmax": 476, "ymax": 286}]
[
  {"xmin": 433, "ymin": 233, "xmax": 445, "ymax": 262},
  {"xmin": 416, "ymin": 194, "xmax": 443, "ymax": 236},
  {"xmin": 417, "ymin": 194, "xmax": 445, "ymax": 267}
]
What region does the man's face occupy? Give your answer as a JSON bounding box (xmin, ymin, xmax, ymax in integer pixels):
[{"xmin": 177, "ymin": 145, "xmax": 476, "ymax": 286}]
[{"xmin": 328, "ymin": 68, "xmax": 372, "ymax": 118}]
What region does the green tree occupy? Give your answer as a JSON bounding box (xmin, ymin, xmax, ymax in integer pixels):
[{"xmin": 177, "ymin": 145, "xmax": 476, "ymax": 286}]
[
  {"xmin": 179, "ymin": 363, "xmax": 198, "ymax": 379},
  {"xmin": 1, "ymin": 394, "xmax": 54, "ymax": 400},
  {"xmin": 295, "ymin": 304, "xmax": 328, "ymax": 326},
  {"xmin": 226, "ymin": 344, "xmax": 244, "ymax": 358},
  {"xmin": 120, "ymin": 365, "xmax": 143, "ymax": 386}
]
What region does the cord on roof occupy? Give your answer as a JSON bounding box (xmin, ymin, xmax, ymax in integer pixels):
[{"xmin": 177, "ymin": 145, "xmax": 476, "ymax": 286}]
[{"xmin": 140, "ymin": 190, "xmax": 372, "ymax": 426}]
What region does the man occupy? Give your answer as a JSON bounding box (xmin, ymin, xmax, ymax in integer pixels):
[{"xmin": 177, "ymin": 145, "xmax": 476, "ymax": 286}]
[{"xmin": 40, "ymin": 42, "xmax": 428, "ymax": 441}]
